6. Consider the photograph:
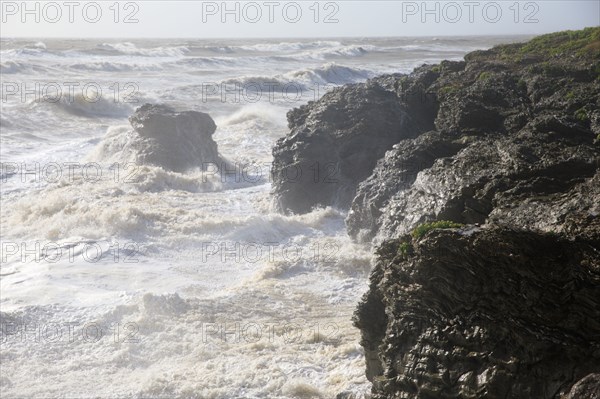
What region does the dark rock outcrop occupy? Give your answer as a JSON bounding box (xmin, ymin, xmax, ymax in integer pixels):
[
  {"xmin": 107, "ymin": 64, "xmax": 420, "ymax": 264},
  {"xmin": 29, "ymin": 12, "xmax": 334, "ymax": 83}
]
[
  {"xmin": 346, "ymin": 130, "xmax": 468, "ymax": 241},
  {"xmin": 272, "ymin": 28, "xmax": 600, "ymax": 238},
  {"xmin": 368, "ymin": 127, "xmax": 599, "ymax": 243},
  {"xmin": 349, "ymin": 28, "xmax": 600, "ymax": 399},
  {"xmin": 565, "ymin": 373, "xmax": 600, "ymax": 399},
  {"xmin": 271, "ymin": 68, "xmax": 437, "ymax": 214},
  {"xmin": 347, "ymin": 29, "xmax": 600, "ymax": 243},
  {"xmin": 354, "ymin": 224, "xmax": 600, "ymax": 398},
  {"xmin": 270, "ymin": 28, "xmax": 600, "ymax": 398},
  {"xmin": 90, "ymin": 104, "xmax": 225, "ymax": 172}
]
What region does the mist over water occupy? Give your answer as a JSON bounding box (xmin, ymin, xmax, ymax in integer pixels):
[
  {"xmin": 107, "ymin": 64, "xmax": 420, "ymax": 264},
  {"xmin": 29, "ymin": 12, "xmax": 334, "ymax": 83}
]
[{"xmin": 0, "ymin": 36, "xmax": 527, "ymax": 398}]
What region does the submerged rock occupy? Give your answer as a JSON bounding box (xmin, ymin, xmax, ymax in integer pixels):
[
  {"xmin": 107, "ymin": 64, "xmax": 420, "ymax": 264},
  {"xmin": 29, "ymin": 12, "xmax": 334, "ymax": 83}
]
[{"xmin": 89, "ymin": 104, "xmax": 225, "ymax": 172}]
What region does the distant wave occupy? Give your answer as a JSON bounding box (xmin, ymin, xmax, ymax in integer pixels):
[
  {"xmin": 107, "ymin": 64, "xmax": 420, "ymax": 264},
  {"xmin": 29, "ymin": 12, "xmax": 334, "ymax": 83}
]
[
  {"xmin": 34, "ymin": 93, "xmax": 133, "ymax": 119},
  {"xmin": 251, "ymin": 43, "xmax": 376, "ymax": 60},
  {"xmin": 312, "ymin": 44, "xmax": 376, "ymax": 58},
  {"xmin": 2, "ymin": 58, "xmax": 163, "ymax": 74},
  {"xmin": 0, "ymin": 60, "xmax": 50, "ymax": 74},
  {"xmin": 0, "ymin": 40, "xmax": 480, "ymax": 79},
  {"xmin": 96, "ymin": 42, "xmax": 190, "ymax": 57},
  {"xmin": 391, "ymin": 43, "xmax": 489, "ymax": 53},
  {"xmin": 238, "ymin": 40, "xmax": 343, "ymax": 52},
  {"xmin": 173, "ymin": 44, "xmax": 373, "ymax": 69},
  {"xmin": 191, "ymin": 42, "xmax": 377, "ymax": 60},
  {"xmin": 27, "ymin": 41, "xmax": 47, "ymax": 49},
  {"xmin": 287, "ymin": 62, "xmax": 374, "ymax": 84},
  {"xmin": 197, "ymin": 45, "xmax": 236, "ymax": 54},
  {"xmin": 1, "ymin": 47, "xmax": 50, "ymax": 57},
  {"xmin": 219, "ymin": 63, "xmax": 375, "ymax": 91},
  {"xmin": 174, "ymin": 56, "xmax": 248, "ymax": 68},
  {"xmin": 217, "ymin": 104, "xmax": 286, "ymax": 127},
  {"xmin": 68, "ymin": 61, "xmax": 163, "ymax": 72}
]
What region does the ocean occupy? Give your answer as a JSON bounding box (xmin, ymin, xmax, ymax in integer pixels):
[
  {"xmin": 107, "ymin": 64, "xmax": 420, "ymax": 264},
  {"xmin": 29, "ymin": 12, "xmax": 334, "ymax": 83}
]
[{"xmin": 0, "ymin": 36, "xmax": 528, "ymax": 398}]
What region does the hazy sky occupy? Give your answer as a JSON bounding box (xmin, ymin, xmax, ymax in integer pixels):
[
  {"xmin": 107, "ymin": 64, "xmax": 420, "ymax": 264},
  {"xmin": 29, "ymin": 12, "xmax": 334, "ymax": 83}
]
[{"xmin": 1, "ymin": 0, "xmax": 598, "ymax": 38}]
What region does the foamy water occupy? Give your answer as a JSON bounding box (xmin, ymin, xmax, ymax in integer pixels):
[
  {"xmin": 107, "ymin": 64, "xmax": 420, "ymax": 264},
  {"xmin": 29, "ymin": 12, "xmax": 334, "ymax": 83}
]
[{"xmin": 0, "ymin": 36, "xmax": 527, "ymax": 398}]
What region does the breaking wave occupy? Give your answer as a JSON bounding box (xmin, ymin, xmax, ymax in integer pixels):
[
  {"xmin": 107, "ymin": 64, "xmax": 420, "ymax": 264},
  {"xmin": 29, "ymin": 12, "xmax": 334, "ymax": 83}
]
[
  {"xmin": 35, "ymin": 93, "xmax": 133, "ymax": 118},
  {"xmin": 96, "ymin": 42, "xmax": 190, "ymax": 57},
  {"xmin": 219, "ymin": 63, "xmax": 375, "ymax": 91}
]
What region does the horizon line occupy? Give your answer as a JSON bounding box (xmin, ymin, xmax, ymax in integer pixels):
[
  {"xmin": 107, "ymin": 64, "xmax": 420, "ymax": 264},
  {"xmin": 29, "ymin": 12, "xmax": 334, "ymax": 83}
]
[{"xmin": 0, "ymin": 32, "xmax": 542, "ymax": 40}]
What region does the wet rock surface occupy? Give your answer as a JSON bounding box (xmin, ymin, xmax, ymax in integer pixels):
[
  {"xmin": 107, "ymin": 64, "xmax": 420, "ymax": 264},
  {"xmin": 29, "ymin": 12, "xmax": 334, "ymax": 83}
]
[
  {"xmin": 264, "ymin": 29, "xmax": 600, "ymax": 398},
  {"xmin": 354, "ymin": 225, "xmax": 600, "ymax": 399},
  {"xmin": 348, "ymin": 29, "xmax": 600, "ymax": 399},
  {"xmin": 347, "ymin": 31, "xmax": 600, "ymax": 243},
  {"xmin": 272, "ymin": 28, "xmax": 600, "ymax": 242},
  {"xmin": 271, "ymin": 70, "xmax": 436, "ymax": 214},
  {"xmin": 565, "ymin": 373, "xmax": 600, "ymax": 399},
  {"xmin": 91, "ymin": 103, "xmax": 224, "ymax": 172}
]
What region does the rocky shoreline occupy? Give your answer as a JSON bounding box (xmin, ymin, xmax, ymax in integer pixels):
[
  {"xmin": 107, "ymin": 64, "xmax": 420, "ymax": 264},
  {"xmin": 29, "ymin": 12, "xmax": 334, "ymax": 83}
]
[{"xmin": 272, "ymin": 28, "xmax": 600, "ymax": 397}]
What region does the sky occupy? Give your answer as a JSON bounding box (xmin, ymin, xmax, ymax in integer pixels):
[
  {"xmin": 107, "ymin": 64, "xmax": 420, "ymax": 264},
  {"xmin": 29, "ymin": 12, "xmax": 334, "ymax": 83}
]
[{"xmin": 1, "ymin": 0, "xmax": 599, "ymax": 38}]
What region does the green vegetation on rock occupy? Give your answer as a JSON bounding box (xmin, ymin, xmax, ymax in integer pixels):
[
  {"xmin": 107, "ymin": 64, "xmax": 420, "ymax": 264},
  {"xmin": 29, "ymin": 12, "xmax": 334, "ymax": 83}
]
[
  {"xmin": 575, "ymin": 108, "xmax": 589, "ymax": 122},
  {"xmin": 479, "ymin": 27, "xmax": 600, "ymax": 64},
  {"xmin": 439, "ymin": 85, "xmax": 459, "ymax": 96},
  {"xmin": 534, "ymin": 61, "xmax": 566, "ymax": 77},
  {"xmin": 592, "ymin": 63, "xmax": 600, "ymax": 78},
  {"xmin": 412, "ymin": 221, "xmax": 464, "ymax": 240},
  {"xmin": 398, "ymin": 241, "xmax": 413, "ymax": 259},
  {"xmin": 519, "ymin": 27, "xmax": 600, "ymax": 57},
  {"xmin": 477, "ymin": 71, "xmax": 493, "ymax": 81}
]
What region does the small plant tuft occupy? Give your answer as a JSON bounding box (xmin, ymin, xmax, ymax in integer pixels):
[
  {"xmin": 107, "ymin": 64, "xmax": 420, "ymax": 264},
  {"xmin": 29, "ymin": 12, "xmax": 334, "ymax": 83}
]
[
  {"xmin": 575, "ymin": 108, "xmax": 589, "ymax": 122},
  {"xmin": 478, "ymin": 71, "xmax": 493, "ymax": 81},
  {"xmin": 398, "ymin": 242, "xmax": 413, "ymax": 259},
  {"xmin": 411, "ymin": 221, "xmax": 464, "ymax": 240},
  {"xmin": 439, "ymin": 85, "xmax": 459, "ymax": 96}
]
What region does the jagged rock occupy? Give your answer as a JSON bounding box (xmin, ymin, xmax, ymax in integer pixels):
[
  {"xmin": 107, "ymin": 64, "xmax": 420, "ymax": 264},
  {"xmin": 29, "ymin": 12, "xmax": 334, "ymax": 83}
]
[
  {"xmin": 346, "ymin": 28, "xmax": 600, "ymax": 399},
  {"xmin": 346, "ymin": 131, "xmax": 467, "ymax": 242},
  {"xmin": 372, "ymin": 125, "xmax": 599, "ymax": 242},
  {"xmin": 565, "ymin": 373, "xmax": 600, "ymax": 399},
  {"xmin": 354, "ymin": 225, "xmax": 600, "ymax": 399},
  {"xmin": 271, "ymin": 71, "xmax": 436, "ymax": 214},
  {"xmin": 346, "ymin": 28, "xmax": 600, "ymax": 242},
  {"xmin": 89, "ymin": 103, "xmax": 224, "ymax": 172},
  {"xmin": 269, "ymin": 28, "xmax": 600, "ymax": 398}
]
